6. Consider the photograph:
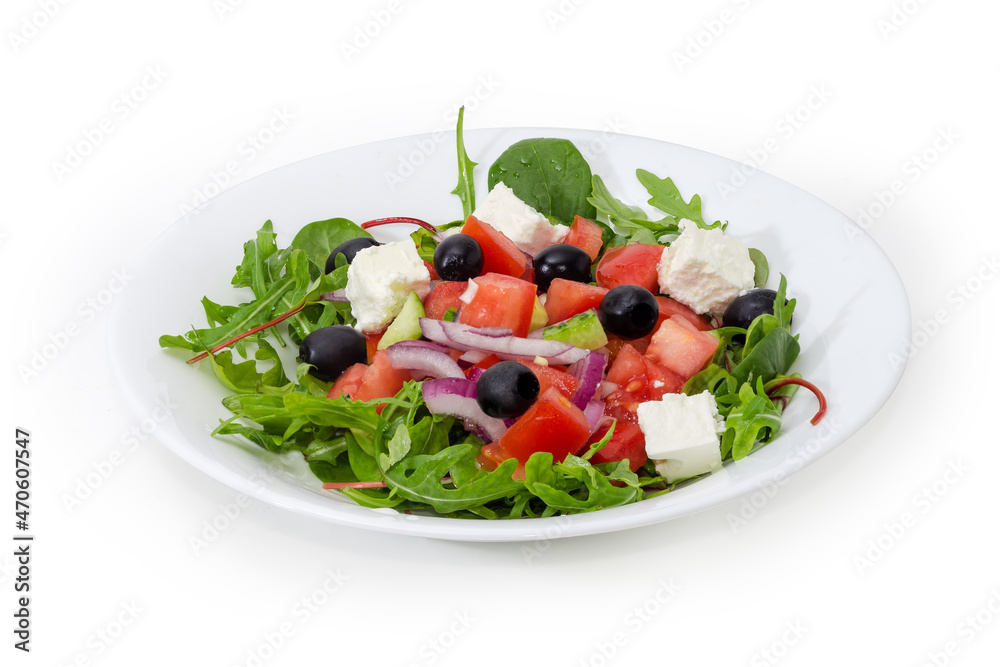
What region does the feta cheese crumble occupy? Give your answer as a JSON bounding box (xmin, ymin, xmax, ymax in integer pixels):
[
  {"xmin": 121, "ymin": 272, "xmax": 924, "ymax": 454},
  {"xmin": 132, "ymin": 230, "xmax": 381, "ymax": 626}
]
[
  {"xmin": 471, "ymin": 182, "xmax": 569, "ymax": 256},
  {"xmin": 657, "ymin": 220, "xmax": 755, "ymax": 315},
  {"xmin": 345, "ymin": 241, "xmax": 431, "ymax": 333},
  {"xmin": 636, "ymin": 391, "xmax": 725, "ymax": 483}
]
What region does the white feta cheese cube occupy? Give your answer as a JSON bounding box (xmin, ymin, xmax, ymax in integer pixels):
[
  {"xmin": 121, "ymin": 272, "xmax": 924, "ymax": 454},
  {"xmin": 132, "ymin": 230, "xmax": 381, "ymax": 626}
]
[
  {"xmin": 345, "ymin": 241, "xmax": 431, "ymax": 333},
  {"xmin": 472, "ymin": 182, "xmax": 569, "ymax": 256},
  {"xmin": 657, "ymin": 220, "xmax": 755, "ymax": 315},
  {"xmin": 636, "ymin": 391, "xmax": 725, "ymax": 483}
]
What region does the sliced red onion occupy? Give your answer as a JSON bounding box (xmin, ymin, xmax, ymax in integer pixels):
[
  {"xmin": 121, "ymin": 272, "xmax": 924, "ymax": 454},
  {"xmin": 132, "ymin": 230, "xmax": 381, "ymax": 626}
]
[
  {"xmin": 421, "ymin": 378, "xmax": 507, "ymax": 443},
  {"xmin": 459, "ymin": 349, "xmax": 489, "ymax": 365},
  {"xmin": 598, "ymin": 380, "xmax": 617, "ymax": 399},
  {"xmin": 567, "ymin": 351, "xmax": 608, "ymax": 409},
  {"xmin": 420, "ymin": 318, "xmax": 589, "ymax": 365},
  {"xmin": 385, "ymin": 340, "xmax": 464, "ymax": 379},
  {"xmin": 583, "ymin": 400, "xmax": 605, "ymax": 434},
  {"xmin": 319, "ymin": 289, "xmax": 348, "ymax": 303}
]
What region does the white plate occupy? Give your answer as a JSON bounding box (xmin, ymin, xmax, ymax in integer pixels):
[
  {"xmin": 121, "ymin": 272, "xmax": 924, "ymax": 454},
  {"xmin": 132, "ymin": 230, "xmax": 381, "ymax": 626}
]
[{"xmin": 108, "ymin": 128, "xmax": 909, "ymax": 542}]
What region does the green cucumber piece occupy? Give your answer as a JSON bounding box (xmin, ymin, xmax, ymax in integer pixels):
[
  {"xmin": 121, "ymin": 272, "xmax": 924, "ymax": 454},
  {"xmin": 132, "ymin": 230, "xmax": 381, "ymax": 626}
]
[
  {"xmin": 541, "ymin": 309, "xmax": 608, "ymax": 350},
  {"xmin": 378, "ymin": 290, "xmax": 425, "ymax": 349}
]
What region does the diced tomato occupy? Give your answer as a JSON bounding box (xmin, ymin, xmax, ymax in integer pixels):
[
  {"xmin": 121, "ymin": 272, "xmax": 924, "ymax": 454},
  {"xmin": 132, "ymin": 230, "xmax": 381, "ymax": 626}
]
[
  {"xmin": 354, "ymin": 350, "xmax": 410, "ymax": 410},
  {"xmin": 646, "ymin": 315, "xmax": 720, "ymax": 381},
  {"xmin": 655, "ymin": 296, "xmax": 712, "ymax": 332},
  {"xmin": 326, "ymin": 363, "xmax": 367, "ymax": 400},
  {"xmin": 518, "ymin": 360, "xmax": 580, "ymax": 401},
  {"xmin": 363, "ymin": 331, "xmax": 383, "ymax": 363},
  {"xmin": 586, "ymin": 421, "xmax": 648, "ymax": 472},
  {"xmin": 457, "ymin": 273, "xmax": 536, "ymax": 337},
  {"xmin": 495, "ymin": 387, "xmax": 592, "ymax": 464},
  {"xmin": 461, "ymin": 215, "xmax": 531, "ymax": 278},
  {"xmin": 595, "ymin": 244, "xmax": 664, "ymax": 293},
  {"xmin": 606, "ymin": 343, "xmax": 648, "ymax": 387},
  {"xmin": 544, "ymin": 279, "xmax": 608, "ymax": 325},
  {"xmin": 604, "ymin": 343, "xmax": 684, "ymax": 421},
  {"xmin": 605, "ymin": 334, "xmax": 648, "ymax": 362},
  {"xmin": 564, "ymin": 216, "xmax": 604, "ymax": 260},
  {"xmin": 424, "ymin": 260, "xmax": 439, "ymax": 281},
  {"xmin": 422, "ymin": 281, "xmax": 468, "ymax": 320}
]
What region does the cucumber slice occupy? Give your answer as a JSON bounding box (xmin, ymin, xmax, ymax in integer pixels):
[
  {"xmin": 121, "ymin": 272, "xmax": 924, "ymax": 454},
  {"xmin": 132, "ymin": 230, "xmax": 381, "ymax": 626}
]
[
  {"xmin": 541, "ymin": 309, "xmax": 608, "ymax": 350},
  {"xmin": 529, "ymin": 295, "xmax": 547, "ymax": 332},
  {"xmin": 378, "ymin": 290, "xmax": 425, "ymax": 349}
]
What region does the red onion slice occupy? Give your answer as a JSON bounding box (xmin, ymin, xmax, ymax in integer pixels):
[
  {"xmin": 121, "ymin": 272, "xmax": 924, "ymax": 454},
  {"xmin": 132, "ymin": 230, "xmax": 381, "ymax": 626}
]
[
  {"xmin": 385, "ymin": 340, "xmax": 465, "ymax": 379},
  {"xmin": 421, "ymin": 378, "xmax": 507, "ymax": 443},
  {"xmin": 583, "ymin": 400, "xmax": 605, "ymax": 434},
  {"xmin": 420, "ymin": 318, "xmax": 589, "ymax": 365},
  {"xmin": 567, "ymin": 351, "xmax": 608, "ymax": 409}
]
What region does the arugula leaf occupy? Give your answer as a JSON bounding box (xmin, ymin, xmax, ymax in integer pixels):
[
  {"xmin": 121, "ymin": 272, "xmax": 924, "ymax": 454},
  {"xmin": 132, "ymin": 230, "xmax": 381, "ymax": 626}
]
[
  {"xmin": 379, "ymin": 422, "xmax": 412, "ymax": 470},
  {"xmin": 488, "ymin": 138, "xmax": 597, "ymax": 223},
  {"xmin": 772, "ymin": 274, "xmax": 795, "ymax": 330},
  {"xmin": 724, "ymin": 381, "xmax": 783, "ymax": 460},
  {"xmin": 378, "ymin": 443, "xmax": 522, "ymax": 514},
  {"xmin": 232, "ymin": 220, "xmax": 279, "ymax": 298},
  {"xmin": 523, "ymin": 452, "xmax": 642, "ymax": 512},
  {"xmin": 588, "ymin": 174, "xmax": 679, "ymax": 243},
  {"xmin": 635, "ymin": 169, "xmax": 724, "ymax": 230},
  {"xmin": 289, "ymin": 217, "xmax": 371, "ymax": 273},
  {"xmin": 731, "ymin": 326, "xmax": 800, "ymax": 387},
  {"xmin": 450, "ymin": 106, "xmax": 478, "ymax": 219},
  {"xmin": 205, "ymin": 339, "xmax": 290, "ymax": 394},
  {"xmin": 749, "ymin": 248, "xmax": 769, "ymax": 287}
]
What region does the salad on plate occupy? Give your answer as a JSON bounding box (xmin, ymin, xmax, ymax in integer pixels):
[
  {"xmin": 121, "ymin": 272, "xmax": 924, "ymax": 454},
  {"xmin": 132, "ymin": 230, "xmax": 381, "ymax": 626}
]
[{"xmin": 159, "ymin": 109, "xmax": 826, "ymax": 519}]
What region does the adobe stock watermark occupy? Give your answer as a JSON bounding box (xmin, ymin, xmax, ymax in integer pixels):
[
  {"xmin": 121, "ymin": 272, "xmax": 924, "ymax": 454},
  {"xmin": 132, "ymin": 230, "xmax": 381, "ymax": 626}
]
[
  {"xmin": 7, "ymin": 0, "xmax": 72, "ymax": 54},
  {"xmin": 404, "ymin": 611, "xmax": 475, "ymax": 667},
  {"xmin": 544, "ymin": 0, "xmax": 591, "ymax": 30},
  {"xmin": 716, "ymin": 84, "xmax": 834, "ymax": 201},
  {"xmin": 579, "ymin": 117, "xmax": 630, "ymax": 162},
  {"xmin": 877, "ymin": 0, "xmax": 932, "ymax": 40},
  {"xmin": 886, "ymin": 254, "xmax": 996, "ymax": 371},
  {"xmin": 213, "ymin": 0, "xmax": 250, "ymax": 20},
  {"xmin": 726, "ymin": 411, "xmax": 844, "ymax": 533},
  {"xmin": 576, "ymin": 579, "xmax": 680, "ymax": 667},
  {"xmin": 383, "ymin": 75, "xmax": 501, "ymax": 192},
  {"xmin": 61, "ymin": 393, "xmax": 179, "ymax": 513},
  {"xmin": 853, "ymin": 459, "xmax": 969, "ymax": 575},
  {"xmin": 521, "ymin": 515, "xmax": 577, "ymax": 564},
  {"xmin": 17, "ymin": 268, "xmax": 133, "ymax": 384},
  {"xmin": 339, "ymin": 0, "xmax": 414, "ymax": 63},
  {"xmin": 672, "ymin": 0, "xmax": 756, "ymax": 73},
  {"xmin": 51, "ymin": 65, "xmax": 168, "ymax": 182},
  {"xmin": 750, "ymin": 620, "xmax": 808, "ymax": 667},
  {"xmin": 916, "ymin": 588, "xmax": 1000, "ymax": 667},
  {"xmin": 232, "ymin": 569, "xmax": 349, "ymax": 667},
  {"xmin": 188, "ymin": 467, "xmax": 280, "ymax": 555},
  {"xmin": 56, "ymin": 600, "xmax": 144, "ymax": 667},
  {"xmin": 846, "ymin": 126, "xmax": 958, "ymax": 242},
  {"xmin": 177, "ymin": 107, "xmax": 295, "ymax": 219}
]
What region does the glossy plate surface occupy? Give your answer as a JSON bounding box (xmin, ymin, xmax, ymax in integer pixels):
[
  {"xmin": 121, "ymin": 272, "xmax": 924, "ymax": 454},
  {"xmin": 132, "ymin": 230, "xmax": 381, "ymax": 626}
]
[{"xmin": 108, "ymin": 128, "xmax": 909, "ymax": 541}]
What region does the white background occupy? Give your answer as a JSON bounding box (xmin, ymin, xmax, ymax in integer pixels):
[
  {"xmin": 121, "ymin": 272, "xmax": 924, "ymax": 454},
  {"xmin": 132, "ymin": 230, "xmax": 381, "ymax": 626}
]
[{"xmin": 4, "ymin": 0, "xmax": 999, "ymax": 665}]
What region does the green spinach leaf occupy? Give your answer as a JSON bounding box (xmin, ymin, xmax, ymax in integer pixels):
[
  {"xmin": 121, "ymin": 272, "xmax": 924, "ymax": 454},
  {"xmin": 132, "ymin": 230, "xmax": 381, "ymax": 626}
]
[{"xmin": 488, "ymin": 138, "xmax": 596, "ymax": 223}]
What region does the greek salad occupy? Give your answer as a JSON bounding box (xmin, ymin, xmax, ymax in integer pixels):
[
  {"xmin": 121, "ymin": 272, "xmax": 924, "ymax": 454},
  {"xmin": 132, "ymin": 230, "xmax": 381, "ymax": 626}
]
[{"xmin": 160, "ymin": 108, "xmax": 826, "ymax": 519}]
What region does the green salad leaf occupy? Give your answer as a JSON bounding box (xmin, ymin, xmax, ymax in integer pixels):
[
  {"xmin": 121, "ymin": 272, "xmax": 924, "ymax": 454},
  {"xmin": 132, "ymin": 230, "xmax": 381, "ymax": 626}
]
[
  {"xmin": 450, "ymin": 105, "xmax": 478, "ymax": 220},
  {"xmin": 488, "ymin": 138, "xmax": 597, "ymax": 223}
]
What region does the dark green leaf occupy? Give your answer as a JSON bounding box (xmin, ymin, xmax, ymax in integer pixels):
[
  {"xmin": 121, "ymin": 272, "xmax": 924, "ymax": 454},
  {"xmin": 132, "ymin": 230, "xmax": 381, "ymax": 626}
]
[
  {"xmin": 289, "ymin": 218, "xmax": 371, "ymax": 272},
  {"xmin": 488, "ymin": 138, "xmax": 596, "ymax": 223},
  {"xmin": 731, "ymin": 327, "xmax": 800, "ymax": 387},
  {"xmin": 749, "ymin": 248, "xmax": 769, "ymax": 287}
]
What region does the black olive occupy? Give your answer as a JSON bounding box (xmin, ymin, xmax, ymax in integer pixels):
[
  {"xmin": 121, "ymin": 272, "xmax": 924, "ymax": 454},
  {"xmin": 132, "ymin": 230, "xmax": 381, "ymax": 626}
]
[
  {"xmin": 325, "ymin": 237, "xmax": 380, "ymax": 273},
  {"xmin": 532, "ymin": 244, "xmax": 592, "ymax": 293},
  {"xmin": 598, "ymin": 285, "xmax": 659, "ymax": 339},
  {"xmin": 298, "ymin": 325, "xmax": 367, "ymax": 382},
  {"xmin": 433, "ymin": 233, "xmax": 484, "ymax": 282},
  {"xmin": 722, "ymin": 289, "xmax": 790, "ymax": 330},
  {"xmin": 475, "ymin": 361, "xmax": 540, "ymax": 419}
]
